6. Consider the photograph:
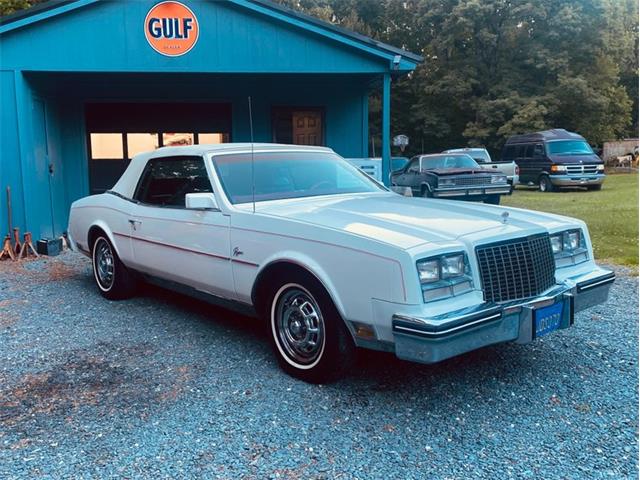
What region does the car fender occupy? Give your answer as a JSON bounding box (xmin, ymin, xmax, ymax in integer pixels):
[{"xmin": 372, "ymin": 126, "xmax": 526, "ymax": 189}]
[
  {"xmin": 255, "ymin": 250, "xmax": 348, "ymax": 320},
  {"xmin": 87, "ymin": 219, "xmax": 122, "ymax": 258}
]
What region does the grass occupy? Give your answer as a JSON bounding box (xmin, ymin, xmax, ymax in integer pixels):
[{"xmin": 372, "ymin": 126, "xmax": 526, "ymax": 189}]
[{"xmin": 502, "ymin": 173, "xmax": 639, "ymax": 267}]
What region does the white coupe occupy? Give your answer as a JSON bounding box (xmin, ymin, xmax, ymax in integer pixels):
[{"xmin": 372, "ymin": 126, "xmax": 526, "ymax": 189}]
[{"xmin": 68, "ymin": 144, "xmax": 615, "ymax": 382}]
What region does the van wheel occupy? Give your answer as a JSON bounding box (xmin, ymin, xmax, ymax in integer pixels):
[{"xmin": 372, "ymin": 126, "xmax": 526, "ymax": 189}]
[
  {"xmin": 266, "ymin": 271, "xmax": 355, "ymax": 383},
  {"xmin": 539, "ymin": 175, "xmax": 555, "ymax": 192},
  {"xmin": 91, "ymin": 235, "xmax": 137, "ymax": 300},
  {"xmin": 421, "ymin": 185, "xmax": 433, "ymax": 198}
]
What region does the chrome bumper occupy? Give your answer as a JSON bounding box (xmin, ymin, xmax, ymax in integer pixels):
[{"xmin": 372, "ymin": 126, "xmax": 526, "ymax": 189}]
[
  {"xmin": 432, "ymin": 185, "xmax": 512, "ymax": 198},
  {"xmin": 392, "ymin": 267, "xmax": 615, "ymax": 364},
  {"xmin": 550, "ymin": 174, "xmax": 605, "ymax": 187}
]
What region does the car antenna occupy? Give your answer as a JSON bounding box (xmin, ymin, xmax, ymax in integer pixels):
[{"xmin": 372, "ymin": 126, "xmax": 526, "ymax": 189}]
[{"xmin": 248, "ymin": 96, "xmax": 256, "ymax": 214}]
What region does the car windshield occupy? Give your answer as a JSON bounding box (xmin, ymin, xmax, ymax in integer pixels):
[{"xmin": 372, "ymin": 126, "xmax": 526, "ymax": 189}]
[
  {"xmin": 212, "ymin": 151, "xmax": 385, "ymax": 204},
  {"xmin": 447, "ymin": 149, "xmax": 491, "ymax": 163},
  {"xmin": 420, "ymin": 154, "xmax": 480, "ymax": 169},
  {"xmin": 547, "ymin": 140, "xmax": 593, "ymax": 155}
]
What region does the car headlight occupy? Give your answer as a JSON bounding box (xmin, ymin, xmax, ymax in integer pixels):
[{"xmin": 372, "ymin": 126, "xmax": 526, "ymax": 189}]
[
  {"xmin": 417, "ymin": 259, "xmax": 439, "ymax": 283},
  {"xmin": 438, "ymin": 178, "xmax": 455, "ymax": 187},
  {"xmin": 491, "ymin": 175, "xmax": 507, "ymax": 184},
  {"xmin": 416, "ymin": 253, "xmax": 473, "ymax": 302},
  {"xmin": 549, "ymin": 229, "xmax": 588, "ymax": 268},
  {"xmin": 596, "ymin": 164, "xmax": 605, "ymax": 171},
  {"xmin": 441, "ymin": 254, "xmax": 464, "ymax": 278},
  {"xmin": 551, "ymin": 165, "xmax": 568, "ymax": 172}
]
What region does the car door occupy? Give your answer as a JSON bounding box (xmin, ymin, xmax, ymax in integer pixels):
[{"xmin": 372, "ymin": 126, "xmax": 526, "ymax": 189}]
[
  {"xmin": 128, "ymin": 155, "xmax": 234, "ymax": 299},
  {"xmin": 395, "ymin": 157, "xmax": 419, "ymax": 187}
]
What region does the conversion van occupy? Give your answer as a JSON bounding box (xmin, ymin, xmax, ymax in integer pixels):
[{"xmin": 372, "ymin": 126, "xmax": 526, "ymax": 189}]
[{"xmin": 501, "ymin": 129, "xmax": 605, "ymax": 192}]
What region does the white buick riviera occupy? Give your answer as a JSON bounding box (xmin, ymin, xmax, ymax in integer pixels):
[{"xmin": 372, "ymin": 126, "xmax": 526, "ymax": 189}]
[{"xmin": 68, "ymin": 144, "xmax": 615, "ymax": 383}]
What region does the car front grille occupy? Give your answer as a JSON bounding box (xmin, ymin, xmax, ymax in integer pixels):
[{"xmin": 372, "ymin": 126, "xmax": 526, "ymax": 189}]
[
  {"xmin": 566, "ymin": 165, "xmax": 598, "ymax": 174},
  {"xmin": 451, "ymin": 175, "xmax": 492, "ymax": 187},
  {"xmin": 476, "ymin": 234, "xmax": 556, "ymax": 303}
]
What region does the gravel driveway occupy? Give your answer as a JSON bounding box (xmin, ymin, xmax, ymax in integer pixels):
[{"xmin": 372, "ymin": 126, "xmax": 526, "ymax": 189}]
[{"xmin": 1, "ymin": 252, "xmax": 637, "ymax": 479}]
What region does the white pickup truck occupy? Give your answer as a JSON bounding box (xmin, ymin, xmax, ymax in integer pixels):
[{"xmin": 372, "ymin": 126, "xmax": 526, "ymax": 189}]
[{"xmin": 444, "ymin": 148, "xmax": 519, "ymax": 186}]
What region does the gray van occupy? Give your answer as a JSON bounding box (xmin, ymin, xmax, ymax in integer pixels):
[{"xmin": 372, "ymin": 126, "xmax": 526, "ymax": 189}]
[{"xmin": 501, "ymin": 129, "xmax": 605, "ymax": 192}]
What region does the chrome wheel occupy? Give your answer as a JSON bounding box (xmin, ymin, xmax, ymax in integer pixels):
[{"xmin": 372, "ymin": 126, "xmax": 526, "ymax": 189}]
[
  {"xmin": 275, "ymin": 287, "xmax": 325, "ymax": 366},
  {"xmin": 94, "ymin": 238, "xmax": 114, "ymax": 290}
]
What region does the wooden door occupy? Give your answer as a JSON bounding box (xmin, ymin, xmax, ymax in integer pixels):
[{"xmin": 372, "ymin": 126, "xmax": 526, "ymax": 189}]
[{"xmin": 292, "ymin": 111, "xmax": 322, "ymax": 146}]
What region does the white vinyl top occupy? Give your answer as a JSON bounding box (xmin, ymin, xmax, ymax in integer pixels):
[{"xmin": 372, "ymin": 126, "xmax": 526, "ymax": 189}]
[{"xmin": 110, "ymin": 143, "xmax": 334, "ymax": 198}]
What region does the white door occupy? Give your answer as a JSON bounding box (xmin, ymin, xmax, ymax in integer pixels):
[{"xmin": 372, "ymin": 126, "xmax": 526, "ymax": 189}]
[{"xmin": 127, "ymin": 155, "xmax": 234, "ymax": 299}]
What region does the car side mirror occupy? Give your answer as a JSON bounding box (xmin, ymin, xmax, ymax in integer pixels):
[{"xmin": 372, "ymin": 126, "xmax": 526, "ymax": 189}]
[{"xmin": 185, "ymin": 192, "xmax": 219, "ymax": 210}]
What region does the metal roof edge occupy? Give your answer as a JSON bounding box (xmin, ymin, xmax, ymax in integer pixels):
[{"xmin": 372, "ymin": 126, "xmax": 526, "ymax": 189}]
[
  {"xmin": 0, "ymin": 0, "xmax": 99, "ymax": 33},
  {"xmin": 246, "ymin": 0, "xmax": 423, "ymax": 64}
]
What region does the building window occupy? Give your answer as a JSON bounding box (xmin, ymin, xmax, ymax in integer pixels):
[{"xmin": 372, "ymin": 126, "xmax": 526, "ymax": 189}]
[
  {"xmin": 127, "ymin": 133, "xmax": 160, "ymax": 158},
  {"xmin": 272, "ymin": 107, "xmax": 324, "ymax": 146},
  {"xmin": 90, "ymin": 133, "xmax": 124, "ymax": 159},
  {"xmin": 163, "ymin": 133, "xmax": 195, "ymax": 147}
]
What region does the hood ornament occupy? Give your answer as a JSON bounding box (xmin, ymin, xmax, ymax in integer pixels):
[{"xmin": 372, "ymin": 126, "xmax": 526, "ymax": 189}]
[{"xmin": 501, "ymin": 211, "xmax": 509, "ymax": 224}]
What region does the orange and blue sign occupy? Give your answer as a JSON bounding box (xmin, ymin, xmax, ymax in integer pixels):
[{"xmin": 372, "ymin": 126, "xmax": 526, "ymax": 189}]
[{"xmin": 145, "ymin": 1, "xmax": 199, "ymax": 57}]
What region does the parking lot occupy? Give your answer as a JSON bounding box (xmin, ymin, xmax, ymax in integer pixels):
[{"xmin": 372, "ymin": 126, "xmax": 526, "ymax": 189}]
[{"xmin": 0, "ymin": 252, "xmax": 637, "ymax": 479}]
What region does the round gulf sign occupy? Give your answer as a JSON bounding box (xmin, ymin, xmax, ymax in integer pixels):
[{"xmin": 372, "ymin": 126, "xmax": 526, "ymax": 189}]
[{"xmin": 145, "ymin": 1, "xmax": 199, "ymax": 57}]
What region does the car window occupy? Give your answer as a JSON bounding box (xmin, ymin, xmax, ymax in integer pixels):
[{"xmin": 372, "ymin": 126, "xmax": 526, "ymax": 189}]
[
  {"xmin": 407, "ymin": 159, "xmax": 420, "ymax": 173},
  {"xmin": 546, "ymin": 140, "xmax": 593, "ymax": 155},
  {"xmin": 134, "ymin": 155, "xmax": 212, "ymax": 207},
  {"xmin": 212, "ymin": 151, "xmax": 384, "ymax": 204},
  {"xmin": 420, "ymin": 155, "xmax": 479, "ymax": 169}
]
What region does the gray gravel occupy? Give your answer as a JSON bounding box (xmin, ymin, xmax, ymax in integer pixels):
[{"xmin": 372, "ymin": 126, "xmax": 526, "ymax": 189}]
[{"xmin": 0, "ymin": 252, "xmax": 637, "ymax": 479}]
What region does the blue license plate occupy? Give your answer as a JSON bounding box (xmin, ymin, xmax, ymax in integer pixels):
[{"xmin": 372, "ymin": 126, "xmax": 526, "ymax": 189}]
[{"xmin": 533, "ymin": 302, "xmax": 563, "ymax": 338}]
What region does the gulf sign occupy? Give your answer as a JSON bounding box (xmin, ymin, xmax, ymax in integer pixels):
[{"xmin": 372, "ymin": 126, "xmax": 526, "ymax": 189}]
[{"xmin": 145, "ymin": 2, "xmax": 199, "ymax": 57}]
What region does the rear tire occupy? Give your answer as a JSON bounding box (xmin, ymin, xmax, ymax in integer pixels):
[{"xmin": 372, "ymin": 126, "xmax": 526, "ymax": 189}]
[
  {"xmin": 91, "ymin": 235, "xmax": 137, "ymax": 300},
  {"xmin": 484, "ymin": 195, "xmax": 501, "ymax": 205},
  {"xmin": 539, "ymin": 175, "xmax": 555, "ymax": 192},
  {"xmin": 265, "ymin": 270, "xmax": 355, "ymax": 383}
]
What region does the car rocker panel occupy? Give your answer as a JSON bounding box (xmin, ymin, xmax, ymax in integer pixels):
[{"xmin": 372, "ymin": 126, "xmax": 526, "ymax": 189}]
[{"xmin": 68, "ymin": 144, "xmax": 614, "ymax": 381}]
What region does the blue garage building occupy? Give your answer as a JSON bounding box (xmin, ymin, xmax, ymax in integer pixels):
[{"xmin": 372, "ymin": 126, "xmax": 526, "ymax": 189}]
[{"xmin": 0, "ymin": 0, "xmax": 420, "ymax": 244}]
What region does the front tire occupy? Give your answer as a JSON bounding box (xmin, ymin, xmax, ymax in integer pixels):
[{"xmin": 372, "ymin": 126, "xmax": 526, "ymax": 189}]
[
  {"xmin": 266, "ymin": 271, "xmax": 355, "ymax": 383},
  {"xmin": 91, "ymin": 235, "xmax": 137, "ymax": 300},
  {"xmin": 539, "ymin": 175, "xmax": 555, "ymax": 192}
]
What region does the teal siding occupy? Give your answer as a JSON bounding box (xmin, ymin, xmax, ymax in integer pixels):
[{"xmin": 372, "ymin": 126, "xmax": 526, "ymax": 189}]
[{"xmin": 0, "ymin": 0, "xmax": 418, "ymax": 242}]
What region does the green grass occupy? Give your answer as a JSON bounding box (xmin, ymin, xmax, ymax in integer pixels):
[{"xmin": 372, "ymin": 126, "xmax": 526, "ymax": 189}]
[{"xmin": 502, "ymin": 174, "xmax": 639, "ymax": 267}]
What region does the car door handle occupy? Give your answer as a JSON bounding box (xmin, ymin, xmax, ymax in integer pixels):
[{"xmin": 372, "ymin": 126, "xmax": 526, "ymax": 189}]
[{"xmin": 128, "ymin": 219, "xmax": 142, "ymax": 230}]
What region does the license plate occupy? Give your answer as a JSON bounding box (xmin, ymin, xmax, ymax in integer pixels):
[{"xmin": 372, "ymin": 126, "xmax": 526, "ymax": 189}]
[{"xmin": 533, "ymin": 302, "xmax": 563, "ymax": 338}]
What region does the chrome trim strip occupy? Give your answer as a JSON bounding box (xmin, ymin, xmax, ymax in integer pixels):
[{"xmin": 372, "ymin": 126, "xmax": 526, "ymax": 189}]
[
  {"xmin": 577, "ymin": 275, "xmax": 615, "ymax": 292},
  {"xmin": 393, "ymin": 312, "xmax": 502, "ymax": 337}
]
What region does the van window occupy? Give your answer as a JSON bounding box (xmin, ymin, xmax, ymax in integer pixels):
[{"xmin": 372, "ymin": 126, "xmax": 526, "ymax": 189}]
[
  {"xmin": 407, "ymin": 159, "xmax": 420, "ymax": 173},
  {"xmin": 525, "ymin": 145, "xmax": 534, "ymax": 158},
  {"xmin": 515, "ymin": 145, "xmax": 526, "ymax": 159},
  {"xmin": 533, "ymin": 144, "xmax": 544, "ymax": 157},
  {"xmin": 503, "ymin": 145, "xmax": 516, "ymax": 161}
]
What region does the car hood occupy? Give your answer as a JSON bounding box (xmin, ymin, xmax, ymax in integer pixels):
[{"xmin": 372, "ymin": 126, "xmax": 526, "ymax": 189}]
[
  {"xmin": 548, "ymin": 153, "xmax": 603, "ymax": 164},
  {"xmin": 426, "ymin": 168, "xmax": 493, "ymax": 176},
  {"xmin": 251, "ymin": 193, "xmax": 574, "ymax": 250}
]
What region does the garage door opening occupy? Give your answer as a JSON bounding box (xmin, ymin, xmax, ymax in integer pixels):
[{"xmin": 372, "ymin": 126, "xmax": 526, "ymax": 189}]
[{"xmin": 86, "ymin": 102, "xmax": 231, "ymax": 194}]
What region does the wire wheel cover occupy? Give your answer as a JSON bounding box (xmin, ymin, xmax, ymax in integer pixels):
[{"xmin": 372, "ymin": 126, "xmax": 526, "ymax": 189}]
[{"xmin": 276, "ymin": 288, "xmax": 325, "ymax": 365}]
